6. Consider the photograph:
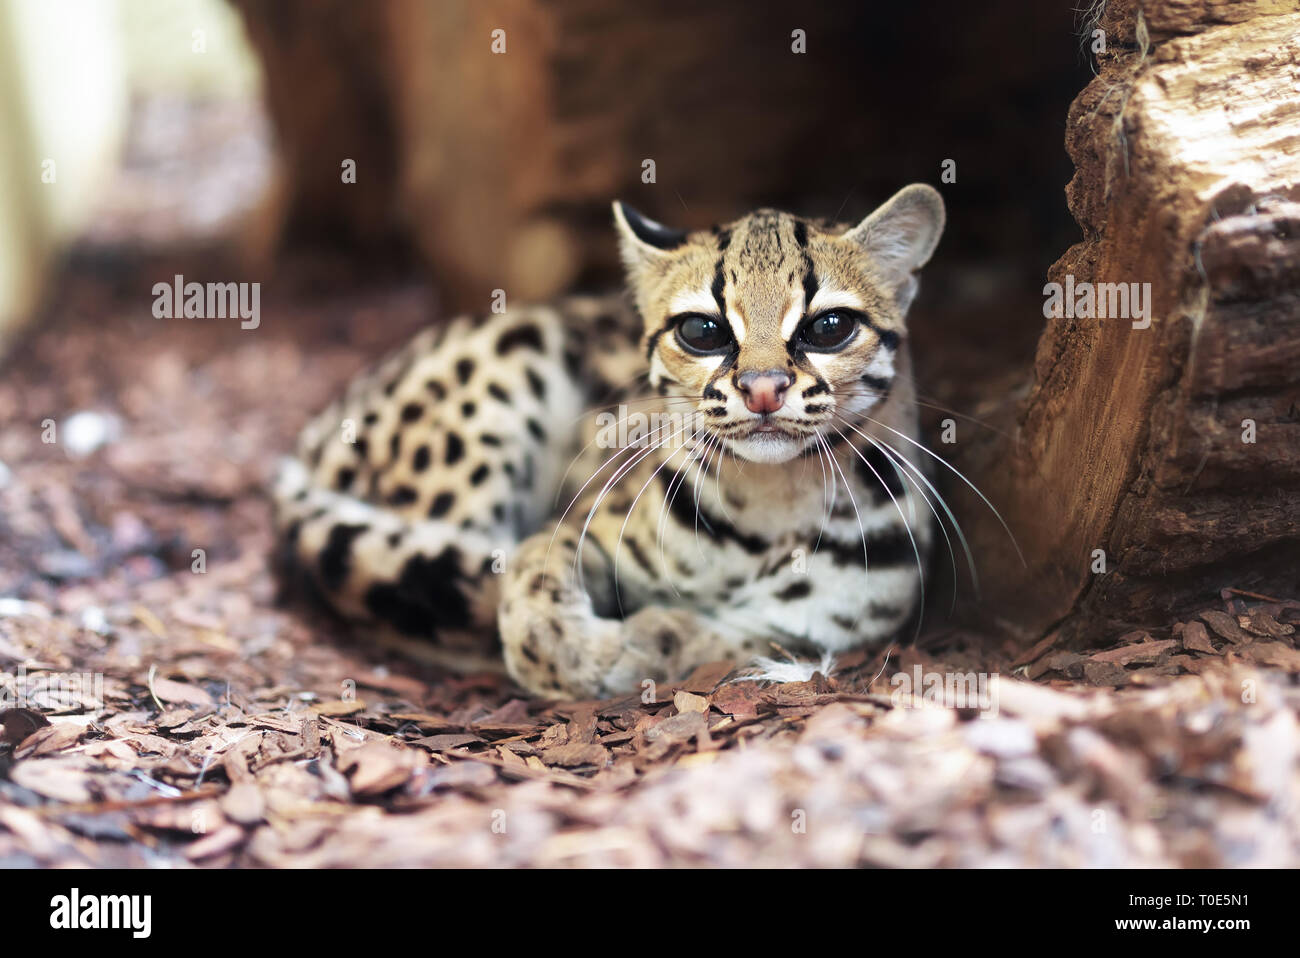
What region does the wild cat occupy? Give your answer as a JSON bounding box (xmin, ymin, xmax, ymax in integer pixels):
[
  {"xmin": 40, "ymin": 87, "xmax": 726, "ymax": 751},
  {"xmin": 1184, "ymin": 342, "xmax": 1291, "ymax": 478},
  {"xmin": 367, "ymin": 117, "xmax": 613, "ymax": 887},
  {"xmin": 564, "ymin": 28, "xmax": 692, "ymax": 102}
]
[{"xmin": 273, "ymin": 184, "xmax": 946, "ymax": 698}]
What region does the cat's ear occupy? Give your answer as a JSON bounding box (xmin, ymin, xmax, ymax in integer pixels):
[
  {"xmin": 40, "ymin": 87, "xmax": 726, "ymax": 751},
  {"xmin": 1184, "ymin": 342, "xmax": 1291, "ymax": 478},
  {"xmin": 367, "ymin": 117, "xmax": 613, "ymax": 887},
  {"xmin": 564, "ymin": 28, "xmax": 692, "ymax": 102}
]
[
  {"xmin": 844, "ymin": 184, "xmax": 945, "ymax": 311},
  {"xmin": 612, "ymin": 202, "xmax": 689, "ymax": 274}
]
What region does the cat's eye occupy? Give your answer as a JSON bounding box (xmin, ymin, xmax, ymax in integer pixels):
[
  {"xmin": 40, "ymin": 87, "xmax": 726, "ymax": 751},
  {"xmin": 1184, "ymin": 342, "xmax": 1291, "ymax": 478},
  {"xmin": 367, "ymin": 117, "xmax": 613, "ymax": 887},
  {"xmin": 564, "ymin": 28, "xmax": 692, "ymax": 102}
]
[
  {"xmin": 674, "ymin": 313, "xmax": 733, "ymax": 354},
  {"xmin": 798, "ymin": 309, "xmax": 859, "ymax": 351}
]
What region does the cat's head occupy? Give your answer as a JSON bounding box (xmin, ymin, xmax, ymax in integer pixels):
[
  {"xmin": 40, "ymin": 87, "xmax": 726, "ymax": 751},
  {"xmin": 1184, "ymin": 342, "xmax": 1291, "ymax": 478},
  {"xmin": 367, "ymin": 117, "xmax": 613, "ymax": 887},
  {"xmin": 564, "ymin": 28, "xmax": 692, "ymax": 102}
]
[{"xmin": 613, "ymin": 185, "xmax": 944, "ymax": 464}]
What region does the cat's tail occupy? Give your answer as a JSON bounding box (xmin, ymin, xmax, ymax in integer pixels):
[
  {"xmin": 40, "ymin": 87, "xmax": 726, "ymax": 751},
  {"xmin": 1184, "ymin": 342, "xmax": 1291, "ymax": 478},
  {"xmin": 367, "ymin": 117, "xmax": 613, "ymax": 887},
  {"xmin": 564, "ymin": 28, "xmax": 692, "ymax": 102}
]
[{"xmin": 270, "ymin": 456, "xmax": 506, "ymax": 672}]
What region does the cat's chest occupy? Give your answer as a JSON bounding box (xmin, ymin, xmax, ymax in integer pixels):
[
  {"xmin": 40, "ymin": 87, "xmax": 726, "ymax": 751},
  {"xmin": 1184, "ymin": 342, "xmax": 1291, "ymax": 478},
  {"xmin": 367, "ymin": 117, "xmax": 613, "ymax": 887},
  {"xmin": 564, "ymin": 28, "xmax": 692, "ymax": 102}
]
[{"xmin": 597, "ymin": 460, "xmax": 890, "ymax": 602}]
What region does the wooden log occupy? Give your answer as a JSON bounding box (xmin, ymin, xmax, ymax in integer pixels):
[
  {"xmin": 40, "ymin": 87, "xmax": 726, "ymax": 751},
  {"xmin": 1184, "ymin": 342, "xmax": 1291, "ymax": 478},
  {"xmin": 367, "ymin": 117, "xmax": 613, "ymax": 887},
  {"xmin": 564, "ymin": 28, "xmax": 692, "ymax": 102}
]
[
  {"xmin": 228, "ymin": 0, "xmax": 1078, "ymax": 311},
  {"xmin": 229, "ymin": 0, "xmax": 406, "ymax": 247},
  {"xmin": 959, "ymin": 2, "xmax": 1300, "ymax": 641}
]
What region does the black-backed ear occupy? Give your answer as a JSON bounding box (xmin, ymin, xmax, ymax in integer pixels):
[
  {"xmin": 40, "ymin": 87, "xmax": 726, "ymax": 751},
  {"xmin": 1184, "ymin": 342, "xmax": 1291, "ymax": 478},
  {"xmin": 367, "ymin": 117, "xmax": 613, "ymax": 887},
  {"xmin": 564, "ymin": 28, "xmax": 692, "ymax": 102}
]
[
  {"xmin": 612, "ymin": 202, "xmax": 689, "ymax": 272},
  {"xmin": 844, "ymin": 184, "xmax": 945, "ymax": 312}
]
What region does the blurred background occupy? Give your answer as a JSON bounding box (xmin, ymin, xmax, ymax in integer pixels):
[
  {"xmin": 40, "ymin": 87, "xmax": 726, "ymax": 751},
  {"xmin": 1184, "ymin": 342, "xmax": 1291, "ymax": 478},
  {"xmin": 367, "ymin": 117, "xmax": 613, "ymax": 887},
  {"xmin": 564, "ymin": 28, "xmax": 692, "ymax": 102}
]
[{"xmin": 0, "ymin": 0, "xmax": 1089, "ymax": 619}]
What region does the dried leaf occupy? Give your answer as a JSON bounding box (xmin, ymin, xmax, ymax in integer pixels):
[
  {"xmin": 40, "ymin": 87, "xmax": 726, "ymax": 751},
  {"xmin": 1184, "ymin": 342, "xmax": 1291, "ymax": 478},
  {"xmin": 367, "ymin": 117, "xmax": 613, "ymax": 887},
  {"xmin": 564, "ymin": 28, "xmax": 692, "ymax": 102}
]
[
  {"xmin": 1181, "ymin": 621, "xmax": 1218, "ymax": 654},
  {"xmin": 311, "ymin": 699, "xmax": 366, "ymax": 717},
  {"xmin": 1090, "ymin": 639, "xmax": 1177, "ymax": 666},
  {"xmin": 150, "ymin": 676, "xmax": 215, "ymax": 707},
  {"xmin": 539, "ymin": 742, "xmax": 609, "ymax": 768},
  {"xmin": 1199, "ymin": 610, "xmax": 1251, "ymax": 645},
  {"xmin": 673, "ymin": 690, "xmax": 709, "ymax": 714},
  {"xmin": 0, "ymin": 708, "xmax": 51, "ymax": 745}
]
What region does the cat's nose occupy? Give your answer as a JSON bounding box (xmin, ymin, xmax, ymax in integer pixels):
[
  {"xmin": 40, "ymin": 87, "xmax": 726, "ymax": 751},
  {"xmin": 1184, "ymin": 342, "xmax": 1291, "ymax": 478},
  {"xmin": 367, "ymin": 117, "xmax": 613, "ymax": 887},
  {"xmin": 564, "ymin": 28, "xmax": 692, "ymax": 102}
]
[{"xmin": 736, "ymin": 369, "xmax": 793, "ymax": 414}]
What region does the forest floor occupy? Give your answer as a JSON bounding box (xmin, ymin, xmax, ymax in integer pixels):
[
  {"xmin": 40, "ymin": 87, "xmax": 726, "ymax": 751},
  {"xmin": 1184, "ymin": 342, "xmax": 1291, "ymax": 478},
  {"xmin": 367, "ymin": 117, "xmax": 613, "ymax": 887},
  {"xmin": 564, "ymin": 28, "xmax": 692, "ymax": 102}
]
[{"xmin": 0, "ymin": 249, "xmax": 1298, "ymax": 868}]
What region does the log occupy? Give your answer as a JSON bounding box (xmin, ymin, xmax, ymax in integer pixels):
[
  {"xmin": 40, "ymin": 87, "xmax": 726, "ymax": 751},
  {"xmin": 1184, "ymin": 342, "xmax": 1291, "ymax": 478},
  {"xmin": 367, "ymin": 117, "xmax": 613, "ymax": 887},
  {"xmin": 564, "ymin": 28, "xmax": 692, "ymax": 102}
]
[
  {"xmin": 959, "ymin": 1, "xmax": 1300, "ymax": 642},
  {"xmin": 232, "ymin": 0, "xmax": 890, "ymax": 307},
  {"xmin": 228, "ymin": 0, "xmax": 1079, "ymax": 311}
]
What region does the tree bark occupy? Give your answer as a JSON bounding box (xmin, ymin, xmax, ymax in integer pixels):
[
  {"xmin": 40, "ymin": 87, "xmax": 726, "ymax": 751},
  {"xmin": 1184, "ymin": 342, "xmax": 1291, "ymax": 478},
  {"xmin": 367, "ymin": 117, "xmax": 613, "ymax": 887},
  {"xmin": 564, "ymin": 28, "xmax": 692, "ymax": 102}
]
[{"xmin": 960, "ymin": 1, "xmax": 1300, "ymax": 643}]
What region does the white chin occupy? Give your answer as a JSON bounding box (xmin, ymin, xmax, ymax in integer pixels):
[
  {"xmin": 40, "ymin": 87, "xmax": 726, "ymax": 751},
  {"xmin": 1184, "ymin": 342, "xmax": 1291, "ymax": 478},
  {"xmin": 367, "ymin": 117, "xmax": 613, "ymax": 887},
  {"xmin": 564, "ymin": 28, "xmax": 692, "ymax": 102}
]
[{"xmin": 726, "ymin": 431, "xmax": 805, "ymax": 464}]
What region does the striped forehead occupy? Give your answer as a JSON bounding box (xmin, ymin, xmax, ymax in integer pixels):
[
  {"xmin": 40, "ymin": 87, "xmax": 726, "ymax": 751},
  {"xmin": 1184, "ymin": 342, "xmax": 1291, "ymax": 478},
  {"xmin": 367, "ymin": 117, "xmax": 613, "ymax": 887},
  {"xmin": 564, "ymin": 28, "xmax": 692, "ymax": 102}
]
[
  {"xmin": 663, "ymin": 212, "xmax": 870, "ymax": 346},
  {"xmin": 715, "ymin": 213, "xmax": 808, "ymax": 341}
]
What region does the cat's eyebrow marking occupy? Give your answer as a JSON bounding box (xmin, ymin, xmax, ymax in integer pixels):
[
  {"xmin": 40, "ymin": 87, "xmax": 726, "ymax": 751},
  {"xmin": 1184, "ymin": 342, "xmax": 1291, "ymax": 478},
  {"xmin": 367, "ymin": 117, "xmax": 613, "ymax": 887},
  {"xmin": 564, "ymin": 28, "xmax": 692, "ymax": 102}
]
[
  {"xmin": 805, "ymin": 281, "xmax": 863, "ymax": 316},
  {"xmin": 779, "ymin": 294, "xmax": 804, "ymax": 340},
  {"xmin": 711, "ymin": 259, "xmax": 747, "ymax": 343},
  {"xmin": 802, "ymin": 254, "xmax": 819, "ymax": 313},
  {"xmin": 668, "ymin": 289, "xmax": 719, "ymax": 316}
]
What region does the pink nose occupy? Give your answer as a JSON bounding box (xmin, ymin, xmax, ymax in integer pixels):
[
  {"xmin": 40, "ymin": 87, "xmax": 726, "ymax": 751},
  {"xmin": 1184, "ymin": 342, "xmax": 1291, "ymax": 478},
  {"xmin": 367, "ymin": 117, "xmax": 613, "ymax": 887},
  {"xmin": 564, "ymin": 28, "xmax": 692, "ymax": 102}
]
[{"xmin": 736, "ymin": 370, "xmax": 793, "ymax": 414}]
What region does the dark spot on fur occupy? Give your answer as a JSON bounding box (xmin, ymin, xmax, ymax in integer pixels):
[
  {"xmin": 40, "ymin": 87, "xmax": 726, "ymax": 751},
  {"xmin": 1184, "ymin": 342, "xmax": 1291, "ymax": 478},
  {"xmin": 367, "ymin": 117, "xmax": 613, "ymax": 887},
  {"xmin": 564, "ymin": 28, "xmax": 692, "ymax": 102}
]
[
  {"xmin": 362, "ymin": 547, "xmax": 471, "ymax": 635},
  {"xmin": 428, "ymin": 492, "xmax": 456, "ymax": 518},
  {"xmin": 469, "ymin": 463, "xmax": 490, "ymax": 485},
  {"xmin": 461, "ymin": 401, "xmax": 476, "ymax": 418},
  {"xmin": 319, "ymin": 523, "xmax": 369, "ymax": 590},
  {"xmin": 623, "ymin": 536, "xmax": 654, "ymax": 574},
  {"xmin": 860, "ymin": 374, "xmax": 892, "ymax": 396},
  {"xmin": 401, "ymin": 402, "xmax": 423, "ymax": 423},
  {"xmin": 412, "ymin": 444, "xmax": 430, "ymax": 472},
  {"xmin": 445, "ymin": 432, "xmax": 464, "ymax": 465},
  {"xmin": 496, "ymin": 324, "xmax": 544, "ymax": 355},
  {"xmin": 774, "ymin": 580, "xmax": 812, "ymax": 601},
  {"xmin": 388, "ymin": 485, "xmax": 419, "ymax": 507},
  {"xmin": 426, "ymin": 380, "xmax": 446, "ymax": 399},
  {"xmin": 822, "ymin": 524, "xmax": 914, "ymax": 568},
  {"xmin": 487, "ymin": 382, "xmax": 510, "ymax": 403},
  {"xmin": 456, "ymin": 358, "xmax": 475, "ymax": 385},
  {"xmin": 525, "ymin": 367, "xmax": 546, "ymax": 401},
  {"xmin": 334, "ymin": 467, "xmax": 355, "ymax": 490},
  {"xmin": 526, "ymin": 418, "xmax": 546, "ymax": 441},
  {"xmin": 858, "ymin": 444, "xmax": 907, "ymax": 502}
]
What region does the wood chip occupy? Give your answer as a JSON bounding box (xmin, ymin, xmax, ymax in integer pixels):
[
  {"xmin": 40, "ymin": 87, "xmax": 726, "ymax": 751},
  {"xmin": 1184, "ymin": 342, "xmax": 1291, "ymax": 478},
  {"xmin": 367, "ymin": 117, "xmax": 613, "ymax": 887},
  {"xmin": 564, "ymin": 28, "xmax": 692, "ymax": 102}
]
[
  {"xmin": 539, "ymin": 742, "xmax": 609, "ymax": 768},
  {"xmin": 1090, "ymin": 639, "xmax": 1178, "ymax": 666},
  {"xmin": 310, "ymin": 699, "xmax": 366, "ymax": 716},
  {"xmin": 1199, "ymin": 610, "xmax": 1252, "ymax": 645},
  {"xmin": 149, "ymin": 676, "xmax": 215, "ymax": 707},
  {"xmin": 673, "ymin": 690, "xmax": 709, "ymax": 714},
  {"xmin": 1180, "ymin": 620, "xmax": 1218, "ymax": 654}
]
